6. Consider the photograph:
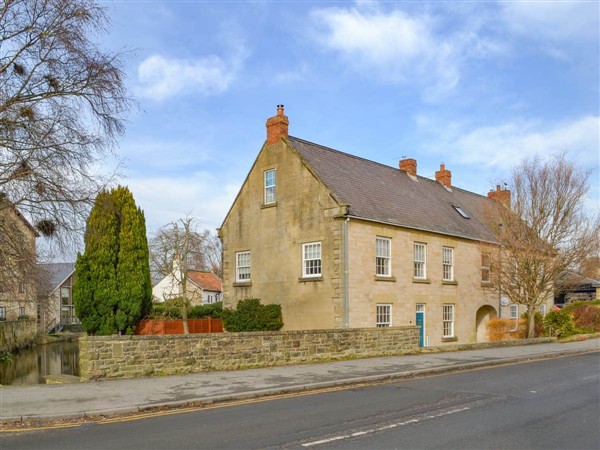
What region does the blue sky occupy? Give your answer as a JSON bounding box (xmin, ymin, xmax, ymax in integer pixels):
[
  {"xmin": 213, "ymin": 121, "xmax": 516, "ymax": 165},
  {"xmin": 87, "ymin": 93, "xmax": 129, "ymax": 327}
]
[{"xmin": 98, "ymin": 0, "xmax": 599, "ymax": 235}]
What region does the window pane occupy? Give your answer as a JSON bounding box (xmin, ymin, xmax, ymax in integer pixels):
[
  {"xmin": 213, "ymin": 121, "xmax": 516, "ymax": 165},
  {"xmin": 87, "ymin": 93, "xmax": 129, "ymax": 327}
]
[
  {"xmin": 414, "ymin": 243, "xmax": 426, "ymax": 278},
  {"xmin": 376, "ymin": 304, "xmax": 391, "ymax": 327},
  {"xmin": 303, "ymin": 242, "xmax": 322, "ymax": 277},
  {"xmin": 376, "ymin": 237, "xmax": 391, "ymax": 276},
  {"xmin": 236, "ymin": 252, "xmax": 251, "ymax": 281},
  {"xmin": 264, "ymin": 169, "xmax": 276, "ymax": 204}
]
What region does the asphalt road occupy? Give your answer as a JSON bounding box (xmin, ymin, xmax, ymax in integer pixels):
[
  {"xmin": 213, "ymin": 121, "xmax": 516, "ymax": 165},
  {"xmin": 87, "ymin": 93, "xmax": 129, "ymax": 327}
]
[{"xmin": 4, "ymin": 352, "xmax": 599, "ymax": 450}]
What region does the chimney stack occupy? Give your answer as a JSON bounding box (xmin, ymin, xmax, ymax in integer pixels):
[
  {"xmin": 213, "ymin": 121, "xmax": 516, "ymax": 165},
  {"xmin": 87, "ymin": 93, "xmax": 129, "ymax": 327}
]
[
  {"xmin": 435, "ymin": 163, "xmax": 452, "ymax": 188},
  {"xmin": 266, "ymin": 104, "xmax": 289, "ymax": 144},
  {"xmin": 399, "ymin": 158, "xmax": 417, "ymax": 177},
  {"xmin": 487, "ymin": 184, "xmax": 511, "ymax": 208}
]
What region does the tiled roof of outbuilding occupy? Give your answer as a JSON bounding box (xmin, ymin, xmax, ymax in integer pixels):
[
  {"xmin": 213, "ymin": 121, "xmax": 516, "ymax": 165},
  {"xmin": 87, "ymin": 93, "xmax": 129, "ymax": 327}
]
[
  {"xmin": 288, "ymin": 136, "xmax": 498, "ymax": 243},
  {"xmin": 187, "ymin": 271, "xmax": 222, "ymax": 292}
]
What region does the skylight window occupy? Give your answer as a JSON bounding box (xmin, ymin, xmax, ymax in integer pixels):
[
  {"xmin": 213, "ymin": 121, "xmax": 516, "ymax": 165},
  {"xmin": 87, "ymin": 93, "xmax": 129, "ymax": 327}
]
[{"xmin": 453, "ymin": 205, "xmax": 470, "ymax": 219}]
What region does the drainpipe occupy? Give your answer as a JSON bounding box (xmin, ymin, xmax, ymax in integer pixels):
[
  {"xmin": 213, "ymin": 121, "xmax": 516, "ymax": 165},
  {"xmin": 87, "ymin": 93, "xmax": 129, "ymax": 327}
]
[{"xmin": 344, "ymin": 217, "xmax": 350, "ymax": 329}]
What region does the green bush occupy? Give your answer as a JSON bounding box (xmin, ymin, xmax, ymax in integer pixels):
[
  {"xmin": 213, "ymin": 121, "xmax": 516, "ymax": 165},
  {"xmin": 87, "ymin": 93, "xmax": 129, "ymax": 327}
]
[
  {"xmin": 189, "ymin": 302, "xmax": 222, "ymax": 319},
  {"xmin": 544, "ymin": 309, "xmax": 577, "ymax": 337},
  {"xmin": 520, "ymin": 311, "xmax": 544, "ymax": 337},
  {"xmin": 563, "ymin": 302, "xmax": 600, "ymax": 333},
  {"xmin": 148, "ymin": 298, "xmax": 185, "ymax": 319},
  {"xmin": 222, "ymin": 298, "xmax": 283, "ymax": 332}
]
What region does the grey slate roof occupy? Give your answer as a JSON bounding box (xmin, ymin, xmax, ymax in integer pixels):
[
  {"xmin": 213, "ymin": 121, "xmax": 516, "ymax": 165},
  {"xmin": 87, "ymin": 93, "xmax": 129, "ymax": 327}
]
[
  {"xmin": 38, "ymin": 263, "xmax": 75, "ymax": 295},
  {"xmin": 288, "ymin": 136, "xmax": 498, "ymax": 243}
]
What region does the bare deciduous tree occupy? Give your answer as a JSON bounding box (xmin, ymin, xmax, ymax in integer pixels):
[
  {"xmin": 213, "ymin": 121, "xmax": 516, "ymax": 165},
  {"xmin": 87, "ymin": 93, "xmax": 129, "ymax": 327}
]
[
  {"xmin": 487, "ymin": 154, "xmax": 599, "ymax": 338},
  {"xmin": 0, "ymin": 0, "xmax": 130, "ymax": 253},
  {"xmin": 149, "ymin": 217, "xmax": 222, "ymax": 334}
]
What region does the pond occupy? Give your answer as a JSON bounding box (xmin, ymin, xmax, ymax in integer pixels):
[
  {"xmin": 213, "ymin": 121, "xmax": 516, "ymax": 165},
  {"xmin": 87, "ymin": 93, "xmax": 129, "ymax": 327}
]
[{"xmin": 0, "ymin": 341, "xmax": 79, "ymax": 385}]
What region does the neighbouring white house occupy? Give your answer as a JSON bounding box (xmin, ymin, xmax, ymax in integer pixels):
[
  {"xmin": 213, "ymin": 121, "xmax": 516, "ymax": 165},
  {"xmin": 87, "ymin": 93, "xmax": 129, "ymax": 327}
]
[{"xmin": 152, "ymin": 257, "xmax": 222, "ymax": 306}]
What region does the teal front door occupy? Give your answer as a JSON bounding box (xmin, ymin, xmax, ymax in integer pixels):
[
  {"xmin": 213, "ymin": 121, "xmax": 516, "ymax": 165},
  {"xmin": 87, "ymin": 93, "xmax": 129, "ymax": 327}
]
[{"xmin": 416, "ymin": 310, "xmax": 425, "ymax": 347}]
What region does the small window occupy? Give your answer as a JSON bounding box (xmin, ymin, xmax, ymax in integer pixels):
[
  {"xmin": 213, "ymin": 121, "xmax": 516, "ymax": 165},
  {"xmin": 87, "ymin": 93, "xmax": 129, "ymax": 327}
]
[
  {"xmin": 443, "ymin": 304, "xmax": 454, "ymax": 338},
  {"xmin": 414, "ymin": 243, "xmax": 427, "ymax": 279},
  {"xmin": 18, "ymin": 282, "xmax": 25, "ymax": 294},
  {"xmin": 302, "ymin": 242, "xmax": 322, "ymax": 277},
  {"xmin": 376, "ymin": 237, "xmax": 391, "ymax": 277},
  {"xmin": 376, "ymin": 304, "xmax": 392, "ymax": 327},
  {"xmin": 61, "ymin": 287, "xmax": 70, "ymax": 305},
  {"xmin": 442, "ymin": 247, "xmax": 454, "ymax": 281},
  {"xmin": 236, "ymin": 251, "xmax": 251, "ymax": 282},
  {"xmin": 453, "ymin": 205, "xmax": 470, "ymax": 219},
  {"xmin": 481, "ymin": 253, "xmax": 490, "ymax": 282},
  {"xmin": 0, "ymin": 306, "xmax": 6, "ymax": 319},
  {"xmin": 509, "ymin": 304, "xmax": 518, "ymax": 320},
  {"xmin": 264, "ymin": 169, "xmax": 276, "ymax": 204},
  {"xmin": 540, "ymin": 304, "xmax": 547, "ymax": 317},
  {"xmin": 19, "ymin": 306, "xmax": 25, "ymax": 317}
]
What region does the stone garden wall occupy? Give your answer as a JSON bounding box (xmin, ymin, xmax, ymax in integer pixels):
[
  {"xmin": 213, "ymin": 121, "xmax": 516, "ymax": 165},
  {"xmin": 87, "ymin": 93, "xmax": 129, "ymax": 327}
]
[
  {"xmin": 0, "ymin": 319, "xmax": 37, "ymax": 352},
  {"xmin": 80, "ymin": 326, "xmax": 420, "ymax": 380}
]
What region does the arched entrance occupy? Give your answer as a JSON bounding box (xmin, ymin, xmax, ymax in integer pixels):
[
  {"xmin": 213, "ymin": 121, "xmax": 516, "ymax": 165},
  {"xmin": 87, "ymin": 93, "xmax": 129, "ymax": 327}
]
[{"xmin": 476, "ymin": 305, "xmax": 497, "ymax": 342}]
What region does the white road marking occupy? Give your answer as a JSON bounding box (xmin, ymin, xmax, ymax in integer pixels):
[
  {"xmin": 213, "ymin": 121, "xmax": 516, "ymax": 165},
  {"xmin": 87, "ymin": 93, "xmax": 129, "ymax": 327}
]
[{"xmin": 301, "ymin": 407, "xmax": 470, "ymax": 447}]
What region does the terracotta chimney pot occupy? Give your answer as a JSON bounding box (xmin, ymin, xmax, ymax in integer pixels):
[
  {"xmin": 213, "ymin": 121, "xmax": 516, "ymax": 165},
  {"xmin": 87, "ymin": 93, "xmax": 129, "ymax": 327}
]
[{"xmin": 435, "ymin": 163, "xmax": 452, "ymax": 188}]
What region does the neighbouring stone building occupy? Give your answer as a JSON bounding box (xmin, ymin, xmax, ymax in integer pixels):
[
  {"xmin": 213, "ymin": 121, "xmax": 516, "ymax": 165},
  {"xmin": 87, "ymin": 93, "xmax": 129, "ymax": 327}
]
[
  {"xmin": 37, "ymin": 262, "xmax": 78, "ymax": 332},
  {"xmin": 0, "ymin": 203, "xmax": 39, "ymax": 322},
  {"xmin": 218, "ymin": 106, "xmax": 553, "ymax": 346}
]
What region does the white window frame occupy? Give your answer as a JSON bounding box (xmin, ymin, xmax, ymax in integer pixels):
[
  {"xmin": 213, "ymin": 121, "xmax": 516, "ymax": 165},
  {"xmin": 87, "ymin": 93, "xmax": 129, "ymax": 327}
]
[
  {"xmin": 540, "ymin": 304, "xmax": 547, "ymax": 317},
  {"xmin": 414, "ymin": 242, "xmax": 427, "ymax": 279},
  {"xmin": 442, "ymin": 304, "xmax": 454, "ymax": 338},
  {"xmin": 19, "ymin": 306, "xmax": 25, "ymax": 317},
  {"xmin": 442, "ymin": 247, "xmax": 454, "ymax": 281},
  {"xmin": 509, "ymin": 304, "xmax": 519, "ymax": 320},
  {"xmin": 264, "ymin": 169, "xmax": 276, "ymax": 204},
  {"xmin": 18, "ymin": 282, "xmax": 25, "ymax": 294},
  {"xmin": 302, "ymin": 242, "xmax": 322, "ymax": 278},
  {"xmin": 0, "ymin": 306, "xmax": 5, "ymax": 319},
  {"xmin": 375, "ymin": 237, "xmax": 391, "ymax": 277},
  {"xmin": 376, "ymin": 304, "xmax": 392, "ymax": 327},
  {"xmin": 235, "ymin": 251, "xmax": 251, "ymax": 283},
  {"xmin": 481, "ymin": 253, "xmax": 491, "ymax": 283}
]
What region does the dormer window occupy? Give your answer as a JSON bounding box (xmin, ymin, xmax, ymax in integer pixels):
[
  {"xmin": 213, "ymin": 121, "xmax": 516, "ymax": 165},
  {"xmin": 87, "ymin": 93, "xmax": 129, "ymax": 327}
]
[
  {"xmin": 453, "ymin": 205, "xmax": 470, "ymax": 219},
  {"xmin": 264, "ymin": 169, "xmax": 276, "ymax": 204}
]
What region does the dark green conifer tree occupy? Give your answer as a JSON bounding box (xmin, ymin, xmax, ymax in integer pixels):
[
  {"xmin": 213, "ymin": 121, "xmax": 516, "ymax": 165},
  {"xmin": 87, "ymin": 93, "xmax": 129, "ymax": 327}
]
[{"xmin": 73, "ymin": 187, "xmax": 151, "ymax": 335}]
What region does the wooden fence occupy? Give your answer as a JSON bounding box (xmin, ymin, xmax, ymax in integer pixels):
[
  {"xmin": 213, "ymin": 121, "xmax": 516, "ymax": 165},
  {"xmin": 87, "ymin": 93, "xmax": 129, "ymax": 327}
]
[{"xmin": 135, "ymin": 318, "xmax": 223, "ymax": 335}]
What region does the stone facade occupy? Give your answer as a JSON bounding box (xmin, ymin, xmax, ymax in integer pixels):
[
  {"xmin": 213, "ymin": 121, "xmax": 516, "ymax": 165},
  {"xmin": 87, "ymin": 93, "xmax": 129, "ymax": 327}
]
[
  {"xmin": 219, "ymin": 139, "xmax": 345, "ymax": 330},
  {"xmin": 79, "ymin": 326, "xmax": 419, "ymax": 380},
  {"xmin": 218, "ymin": 108, "xmax": 553, "ymax": 346}
]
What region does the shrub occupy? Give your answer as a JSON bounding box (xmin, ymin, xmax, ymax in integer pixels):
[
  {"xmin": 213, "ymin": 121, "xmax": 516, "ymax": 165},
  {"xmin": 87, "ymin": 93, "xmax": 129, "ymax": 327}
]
[
  {"xmin": 189, "ymin": 302, "xmax": 222, "ymax": 319},
  {"xmin": 487, "ymin": 318, "xmax": 526, "ymax": 341},
  {"xmin": 17, "ymin": 314, "xmax": 31, "ymax": 320},
  {"xmin": 149, "ymin": 299, "xmax": 184, "ymax": 319},
  {"xmin": 222, "ymin": 298, "xmax": 283, "ymax": 332},
  {"xmin": 520, "ymin": 311, "xmax": 545, "ymax": 337},
  {"xmin": 544, "ymin": 309, "xmax": 577, "ymax": 337},
  {"xmin": 564, "ymin": 303, "xmax": 600, "ymax": 333}
]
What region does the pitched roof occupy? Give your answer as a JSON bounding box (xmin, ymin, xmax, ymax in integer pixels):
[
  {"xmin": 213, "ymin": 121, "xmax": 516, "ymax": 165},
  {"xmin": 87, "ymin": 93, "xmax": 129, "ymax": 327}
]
[
  {"xmin": 187, "ymin": 271, "xmax": 222, "ymax": 292},
  {"xmin": 37, "ymin": 262, "xmax": 75, "ymax": 295},
  {"xmin": 288, "ymin": 136, "xmax": 498, "ymax": 243}
]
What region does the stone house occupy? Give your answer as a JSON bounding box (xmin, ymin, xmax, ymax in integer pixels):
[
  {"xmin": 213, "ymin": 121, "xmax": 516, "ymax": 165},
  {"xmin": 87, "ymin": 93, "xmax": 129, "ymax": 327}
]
[
  {"xmin": 0, "ymin": 204, "xmax": 38, "ymax": 321},
  {"xmin": 218, "ymin": 106, "xmax": 553, "ymax": 346},
  {"xmin": 153, "ymin": 257, "xmax": 222, "ymax": 306},
  {"xmin": 37, "ymin": 262, "xmax": 78, "ymax": 332}
]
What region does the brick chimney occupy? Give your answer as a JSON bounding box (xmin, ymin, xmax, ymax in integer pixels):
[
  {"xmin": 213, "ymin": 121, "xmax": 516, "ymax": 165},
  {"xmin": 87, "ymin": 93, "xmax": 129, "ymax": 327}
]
[
  {"xmin": 435, "ymin": 163, "xmax": 451, "ymax": 188},
  {"xmin": 399, "ymin": 158, "xmax": 417, "ymax": 177},
  {"xmin": 266, "ymin": 104, "xmax": 289, "ymax": 144},
  {"xmin": 488, "ymin": 184, "xmax": 511, "ymax": 208}
]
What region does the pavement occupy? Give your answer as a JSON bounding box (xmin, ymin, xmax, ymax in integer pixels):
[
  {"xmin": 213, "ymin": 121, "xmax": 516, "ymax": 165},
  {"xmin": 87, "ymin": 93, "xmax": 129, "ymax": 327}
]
[{"xmin": 1, "ymin": 338, "xmax": 598, "ymax": 424}]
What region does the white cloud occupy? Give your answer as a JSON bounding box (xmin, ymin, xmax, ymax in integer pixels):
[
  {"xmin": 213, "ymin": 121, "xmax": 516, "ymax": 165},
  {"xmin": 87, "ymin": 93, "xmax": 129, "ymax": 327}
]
[
  {"xmin": 417, "ymin": 115, "xmax": 600, "ymax": 169},
  {"xmin": 135, "ymin": 44, "xmax": 248, "ymax": 101},
  {"xmin": 126, "ymin": 172, "xmax": 240, "ymax": 233},
  {"xmin": 310, "ymin": 4, "xmax": 503, "ymax": 100},
  {"xmin": 501, "ymin": 2, "xmax": 599, "ymax": 42}
]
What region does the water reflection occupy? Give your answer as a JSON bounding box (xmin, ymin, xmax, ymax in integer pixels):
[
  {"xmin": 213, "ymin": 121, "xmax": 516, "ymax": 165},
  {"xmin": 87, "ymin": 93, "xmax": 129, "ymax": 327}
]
[{"xmin": 0, "ymin": 341, "xmax": 79, "ymax": 385}]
